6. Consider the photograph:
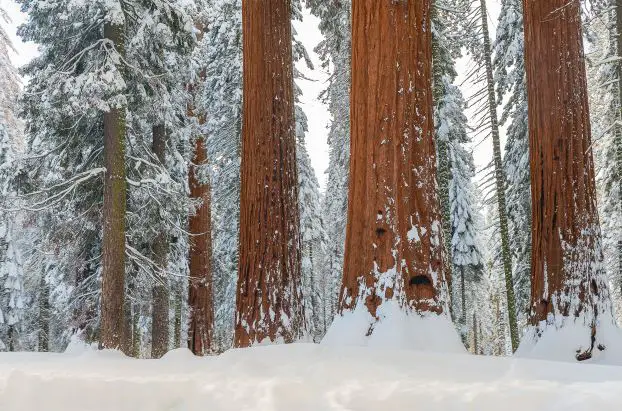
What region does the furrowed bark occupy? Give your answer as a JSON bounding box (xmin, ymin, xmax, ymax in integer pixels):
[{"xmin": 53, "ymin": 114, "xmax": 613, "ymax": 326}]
[
  {"xmin": 235, "ymin": 0, "xmax": 304, "ymax": 347},
  {"xmin": 100, "ymin": 20, "xmax": 127, "ymax": 351},
  {"xmin": 616, "ymin": 0, "xmax": 622, "ymax": 298},
  {"xmin": 339, "ymin": 0, "xmax": 448, "ymax": 324},
  {"xmin": 151, "ymin": 124, "xmax": 170, "ymax": 359},
  {"xmin": 523, "ymin": 0, "xmax": 613, "ymax": 360},
  {"xmin": 187, "ymin": 123, "xmax": 214, "ymax": 355}
]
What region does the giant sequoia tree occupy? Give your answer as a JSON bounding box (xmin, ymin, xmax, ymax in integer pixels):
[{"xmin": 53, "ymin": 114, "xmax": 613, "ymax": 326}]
[
  {"xmin": 325, "ymin": 0, "xmax": 459, "ymax": 349},
  {"xmin": 234, "ymin": 0, "xmax": 304, "ymax": 347},
  {"xmin": 521, "ymin": 0, "xmax": 618, "ymax": 360}
]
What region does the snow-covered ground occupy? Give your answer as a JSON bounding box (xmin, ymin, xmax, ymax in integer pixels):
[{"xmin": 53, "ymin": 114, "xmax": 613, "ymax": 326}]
[{"xmin": 0, "ymin": 343, "xmax": 621, "ymax": 410}]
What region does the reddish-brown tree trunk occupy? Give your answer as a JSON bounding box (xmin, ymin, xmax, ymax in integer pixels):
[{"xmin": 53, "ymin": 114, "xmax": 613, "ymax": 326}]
[
  {"xmin": 151, "ymin": 124, "xmax": 170, "ymax": 359},
  {"xmin": 186, "ymin": 23, "xmax": 215, "ymax": 356},
  {"xmin": 523, "ymin": 0, "xmax": 613, "ymax": 359},
  {"xmin": 338, "ymin": 0, "xmax": 448, "ymax": 327},
  {"xmin": 100, "ymin": 21, "xmax": 127, "ymax": 350},
  {"xmin": 187, "ymin": 121, "xmax": 215, "ymax": 356},
  {"xmin": 234, "ymin": 0, "xmax": 304, "ymax": 347}
]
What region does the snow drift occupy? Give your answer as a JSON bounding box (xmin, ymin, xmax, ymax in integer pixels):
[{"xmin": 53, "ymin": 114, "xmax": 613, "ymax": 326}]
[{"xmin": 1, "ymin": 343, "xmax": 622, "ymax": 410}]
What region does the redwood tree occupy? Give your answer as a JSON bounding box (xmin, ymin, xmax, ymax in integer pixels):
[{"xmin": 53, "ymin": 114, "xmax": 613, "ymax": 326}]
[
  {"xmin": 234, "ymin": 0, "xmax": 304, "ymax": 347},
  {"xmin": 522, "ymin": 0, "xmax": 615, "ymax": 360},
  {"xmin": 334, "ymin": 0, "xmax": 453, "ymax": 340}
]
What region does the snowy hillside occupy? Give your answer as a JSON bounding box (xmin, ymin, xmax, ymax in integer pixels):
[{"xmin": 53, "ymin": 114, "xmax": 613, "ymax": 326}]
[{"xmin": 0, "ymin": 344, "xmax": 621, "ymax": 410}]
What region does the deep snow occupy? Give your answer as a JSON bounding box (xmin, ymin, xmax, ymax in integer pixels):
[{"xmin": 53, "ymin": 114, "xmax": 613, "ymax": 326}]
[{"xmin": 0, "ymin": 342, "xmax": 621, "ymax": 410}]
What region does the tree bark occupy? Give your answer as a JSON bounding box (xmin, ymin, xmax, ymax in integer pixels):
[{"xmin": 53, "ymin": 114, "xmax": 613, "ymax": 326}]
[
  {"xmin": 100, "ymin": 20, "xmax": 127, "ymax": 351},
  {"xmin": 38, "ymin": 275, "xmax": 50, "ymax": 352},
  {"xmin": 151, "ymin": 124, "xmax": 170, "ymax": 359},
  {"xmin": 235, "ymin": 0, "xmax": 304, "ymax": 347},
  {"xmin": 479, "ymin": 0, "xmax": 519, "ymax": 352},
  {"xmin": 616, "ymin": 0, "xmax": 622, "ymax": 301},
  {"xmin": 339, "ymin": 0, "xmax": 448, "ymax": 325},
  {"xmin": 523, "ymin": 0, "xmax": 613, "ymax": 359},
  {"xmin": 431, "ymin": 0, "xmax": 453, "ymax": 315},
  {"xmin": 187, "ymin": 125, "xmax": 214, "ymax": 355},
  {"xmin": 186, "ymin": 23, "xmax": 215, "ymax": 356}
]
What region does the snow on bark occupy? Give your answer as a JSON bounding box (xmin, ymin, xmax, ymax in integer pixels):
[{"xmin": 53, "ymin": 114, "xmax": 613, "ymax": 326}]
[
  {"xmin": 325, "ymin": 0, "xmax": 461, "ymax": 350},
  {"xmin": 519, "ymin": 0, "xmax": 621, "ymax": 362},
  {"xmin": 234, "ymin": 0, "xmax": 305, "ymax": 347}
]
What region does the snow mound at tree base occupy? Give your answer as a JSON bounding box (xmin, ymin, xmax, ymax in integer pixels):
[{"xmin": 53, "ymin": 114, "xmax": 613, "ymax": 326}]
[
  {"xmin": 322, "ymin": 301, "xmax": 466, "ymax": 353},
  {"xmin": 1, "ymin": 344, "xmax": 622, "ymax": 410},
  {"xmin": 517, "ymin": 314, "xmax": 622, "ymax": 365}
]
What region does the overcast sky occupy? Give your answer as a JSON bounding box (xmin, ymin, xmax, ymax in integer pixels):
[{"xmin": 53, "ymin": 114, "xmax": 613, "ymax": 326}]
[{"xmin": 2, "ymin": 0, "xmax": 503, "ymax": 193}]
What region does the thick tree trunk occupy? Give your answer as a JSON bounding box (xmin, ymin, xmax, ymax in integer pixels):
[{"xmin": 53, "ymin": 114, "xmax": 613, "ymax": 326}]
[
  {"xmin": 100, "ymin": 21, "xmax": 127, "ymax": 351},
  {"xmin": 479, "ymin": 0, "xmax": 519, "ymax": 352},
  {"xmin": 523, "ymin": 0, "xmax": 613, "ymax": 360},
  {"xmin": 338, "ymin": 0, "xmax": 448, "ymax": 327},
  {"xmin": 235, "ymin": 0, "xmax": 304, "ymax": 347},
  {"xmin": 151, "ymin": 124, "xmax": 170, "ymax": 359}
]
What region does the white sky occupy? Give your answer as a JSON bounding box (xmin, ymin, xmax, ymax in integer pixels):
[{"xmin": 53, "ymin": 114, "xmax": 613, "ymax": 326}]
[{"xmin": 2, "ymin": 0, "xmax": 502, "ymax": 194}]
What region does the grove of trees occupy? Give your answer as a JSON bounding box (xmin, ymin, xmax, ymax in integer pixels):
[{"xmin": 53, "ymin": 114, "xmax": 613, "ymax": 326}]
[{"xmin": 0, "ymin": 0, "xmax": 621, "ymax": 362}]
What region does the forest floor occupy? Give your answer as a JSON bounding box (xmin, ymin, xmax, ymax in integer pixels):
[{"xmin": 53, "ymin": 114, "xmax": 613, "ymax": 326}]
[{"xmin": 0, "ymin": 343, "xmax": 621, "ymax": 410}]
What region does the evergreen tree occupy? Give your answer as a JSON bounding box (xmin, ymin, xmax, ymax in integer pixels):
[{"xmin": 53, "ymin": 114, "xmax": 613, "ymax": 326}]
[
  {"xmin": 307, "ymin": 0, "xmax": 351, "ymax": 329},
  {"xmin": 521, "ymin": 0, "xmax": 618, "ymax": 360},
  {"xmin": 18, "ymin": 0, "xmax": 195, "ymax": 351},
  {"xmin": 493, "ymin": 0, "xmax": 532, "ymax": 328}
]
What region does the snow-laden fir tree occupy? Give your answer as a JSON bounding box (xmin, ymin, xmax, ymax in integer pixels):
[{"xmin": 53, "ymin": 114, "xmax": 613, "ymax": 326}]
[
  {"xmin": 17, "ymin": 0, "xmax": 195, "ymax": 352},
  {"xmin": 295, "ymin": 103, "xmax": 327, "ymax": 342},
  {"xmin": 461, "ymin": 0, "xmax": 519, "ymax": 351},
  {"xmin": 198, "ymin": 0, "xmax": 242, "ymax": 352},
  {"xmin": 585, "ymin": 0, "xmax": 622, "ymax": 322},
  {"xmin": 307, "ymin": 0, "xmax": 351, "ymax": 328},
  {"xmin": 493, "ymin": 0, "xmax": 532, "ymax": 329}
]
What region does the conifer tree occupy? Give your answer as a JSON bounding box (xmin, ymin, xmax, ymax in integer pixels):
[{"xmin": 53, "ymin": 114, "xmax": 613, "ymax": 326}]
[
  {"xmin": 307, "ymin": 0, "xmax": 352, "ymax": 326},
  {"xmin": 326, "ymin": 0, "xmax": 460, "ymax": 349},
  {"xmin": 234, "ymin": 0, "xmax": 304, "ymax": 347},
  {"xmin": 521, "ymin": 0, "xmax": 618, "ymax": 360},
  {"xmin": 493, "ymin": 0, "xmax": 531, "ymax": 327}
]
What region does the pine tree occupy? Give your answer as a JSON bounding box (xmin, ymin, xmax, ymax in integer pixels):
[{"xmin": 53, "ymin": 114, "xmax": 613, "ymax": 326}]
[
  {"xmin": 463, "ymin": 0, "xmax": 519, "ymax": 351},
  {"xmin": 586, "ymin": 0, "xmax": 622, "ymax": 322},
  {"xmin": 234, "ymin": 0, "xmax": 304, "ymax": 347},
  {"xmin": 325, "ymin": 0, "xmax": 460, "ymax": 349},
  {"xmin": 200, "ymin": 0, "xmax": 243, "ymax": 351},
  {"xmin": 521, "ymin": 0, "xmax": 618, "ymax": 360},
  {"xmin": 493, "ymin": 0, "xmax": 532, "ymax": 328},
  {"xmin": 18, "ymin": 0, "xmax": 195, "ymax": 352},
  {"xmin": 307, "ymin": 0, "xmax": 352, "ymax": 329}
]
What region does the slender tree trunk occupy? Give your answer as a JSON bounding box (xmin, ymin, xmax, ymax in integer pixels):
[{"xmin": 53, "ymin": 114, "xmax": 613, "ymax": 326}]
[
  {"xmin": 187, "ymin": 133, "xmax": 214, "ymax": 355},
  {"xmin": 100, "ymin": 20, "xmax": 127, "ymax": 350},
  {"xmin": 338, "ymin": 0, "xmax": 449, "ymax": 332},
  {"xmin": 38, "ymin": 276, "xmax": 50, "ymax": 352},
  {"xmin": 616, "ymin": 0, "xmax": 622, "ymax": 300},
  {"xmin": 151, "ymin": 124, "xmax": 170, "ymax": 359},
  {"xmin": 174, "ymin": 281, "xmax": 182, "ymax": 349},
  {"xmin": 461, "ymin": 267, "xmax": 467, "ymax": 327},
  {"xmin": 473, "ymin": 310, "xmax": 478, "ymax": 354},
  {"xmin": 479, "ymin": 0, "xmax": 519, "ymax": 352},
  {"xmin": 235, "ymin": 0, "xmax": 304, "ymax": 347},
  {"xmin": 523, "ymin": 0, "xmax": 614, "ymax": 360},
  {"xmin": 431, "ymin": 0, "xmax": 453, "ymax": 315},
  {"xmin": 186, "ymin": 23, "xmax": 215, "ymax": 355}
]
